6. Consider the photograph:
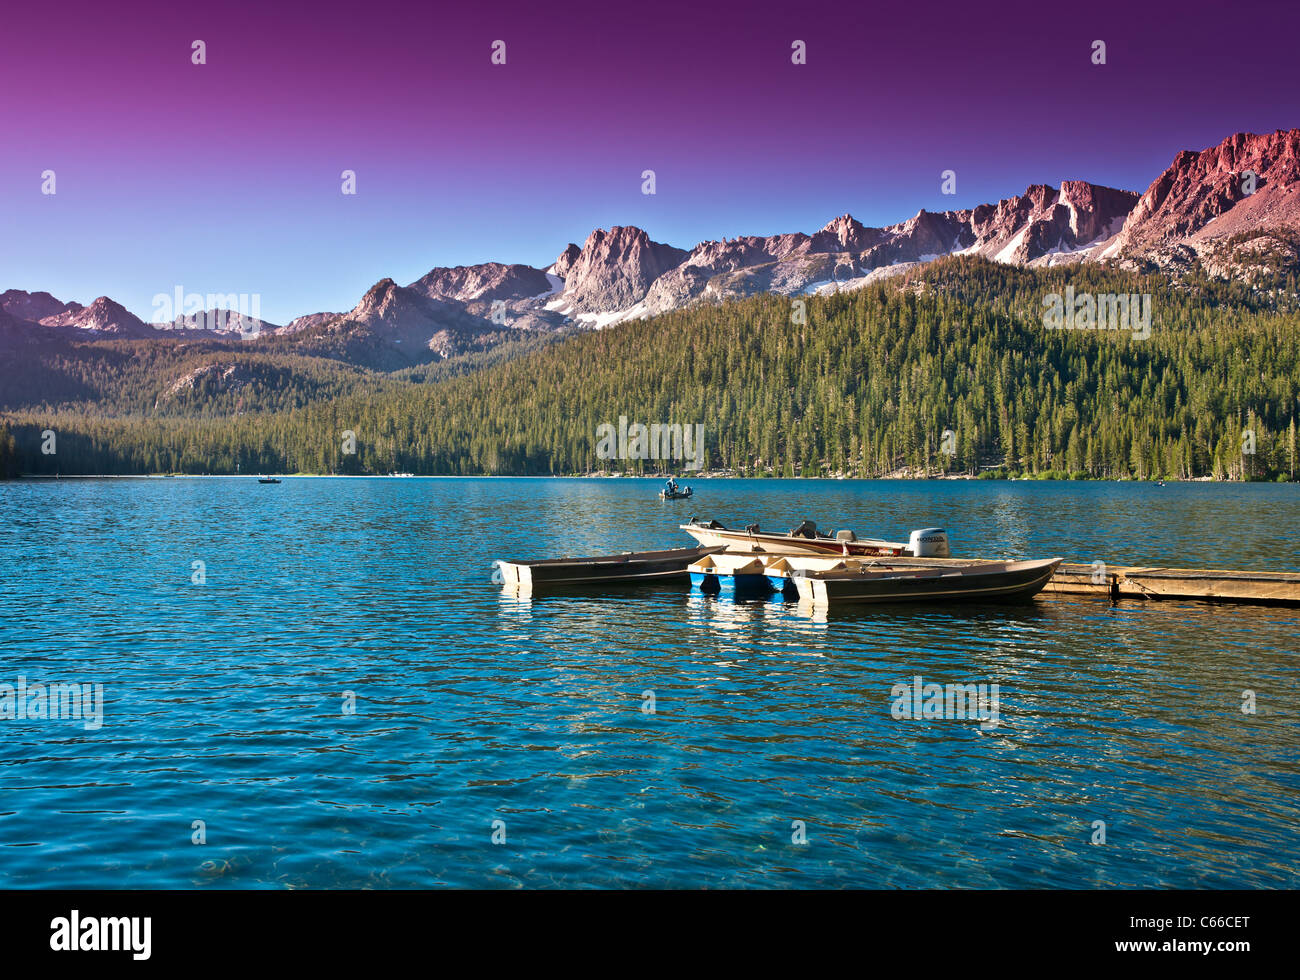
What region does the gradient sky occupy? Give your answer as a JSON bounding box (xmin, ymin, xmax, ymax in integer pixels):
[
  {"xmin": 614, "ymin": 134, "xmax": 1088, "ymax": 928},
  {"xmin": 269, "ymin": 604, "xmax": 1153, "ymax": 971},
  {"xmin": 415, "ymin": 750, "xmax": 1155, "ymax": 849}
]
[{"xmin": 2, "ymin": 0, "xmax": 1298, "ymax": 324}]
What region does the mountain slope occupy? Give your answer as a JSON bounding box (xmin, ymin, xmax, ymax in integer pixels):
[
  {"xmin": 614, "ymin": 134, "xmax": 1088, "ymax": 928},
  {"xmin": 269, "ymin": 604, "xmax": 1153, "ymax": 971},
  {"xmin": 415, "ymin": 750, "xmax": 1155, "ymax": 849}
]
[
  {"xmin": 1104, "ymin": 128, "xmax": 1300, "ymax": 270},
  {"xmin": 37, "ymin": 297, "xmax": 156, "ymax": 338},
  {"xmin": 0, "ymin": 289, "xmax": 82, "ymax": 323},
  {"xmin": 274, "ymin": 278, "xmax": 527, "ymax": 370},
  {"xmin": 4, "ymin": 128, "xmax": 1296, "ymax": 356},
  {"xmin": 7, "ymin": 259, "xmax": 1297, "ymax": 481}
]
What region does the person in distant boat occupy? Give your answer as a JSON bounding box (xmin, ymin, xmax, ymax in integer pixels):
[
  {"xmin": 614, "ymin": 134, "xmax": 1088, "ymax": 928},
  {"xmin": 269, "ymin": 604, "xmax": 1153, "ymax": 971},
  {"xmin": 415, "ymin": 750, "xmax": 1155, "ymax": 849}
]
[{"xmin": 665, "ymin": 476, "xmax": 679, "ymax": 494}]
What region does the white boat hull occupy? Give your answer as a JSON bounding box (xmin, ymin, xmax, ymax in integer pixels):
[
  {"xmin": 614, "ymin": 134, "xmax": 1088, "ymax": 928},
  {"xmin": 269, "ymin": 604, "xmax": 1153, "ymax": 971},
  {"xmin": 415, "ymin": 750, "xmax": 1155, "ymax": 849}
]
[{"xmin": 680, "ymin": 523, "xmax": 905, "ymax": 557}]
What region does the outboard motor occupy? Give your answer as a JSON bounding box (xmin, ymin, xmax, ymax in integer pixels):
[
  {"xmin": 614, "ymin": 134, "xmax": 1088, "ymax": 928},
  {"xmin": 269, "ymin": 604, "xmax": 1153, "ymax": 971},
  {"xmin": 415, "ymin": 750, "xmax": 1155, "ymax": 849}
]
[
  {"xmin": 908, "ymin": 527, "xmax": 950, "ymax": 558},
  {"xmin": 789, "ymin": 519, "xmax": 818, "ymax": 539}
]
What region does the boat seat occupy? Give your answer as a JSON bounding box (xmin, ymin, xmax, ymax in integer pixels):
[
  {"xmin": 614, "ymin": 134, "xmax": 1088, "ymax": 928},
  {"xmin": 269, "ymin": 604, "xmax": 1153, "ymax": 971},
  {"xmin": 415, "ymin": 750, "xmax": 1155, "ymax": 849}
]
[
  {"xmin": 745, "ymin": 523, "xmax": 760, "ymax": 534},
  {"xmin": 836, "ymin": 529, "xmax": 856, "ymax": 542}
]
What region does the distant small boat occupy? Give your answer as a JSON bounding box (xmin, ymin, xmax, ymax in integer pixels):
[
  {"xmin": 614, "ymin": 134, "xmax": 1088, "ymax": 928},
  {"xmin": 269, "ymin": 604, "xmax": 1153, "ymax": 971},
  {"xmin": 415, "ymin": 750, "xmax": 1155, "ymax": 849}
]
[
  {"xmin": 660, "ymin": 486, "xmax": 693, "ymax": 499},
  {"xmin": 390, "ymin": 472, "xmax": 414, "ymax": 477},
  {"xmin": 258, "ymin": 476, "xmax": 281, "ymax": 484}
]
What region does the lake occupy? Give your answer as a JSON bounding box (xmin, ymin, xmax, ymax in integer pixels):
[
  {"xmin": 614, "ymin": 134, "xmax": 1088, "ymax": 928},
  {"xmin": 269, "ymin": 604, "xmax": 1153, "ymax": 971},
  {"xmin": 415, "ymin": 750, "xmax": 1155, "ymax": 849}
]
[{"xmin": 1, "ymin": 477, "xmax": 1297, "ymax": 888}]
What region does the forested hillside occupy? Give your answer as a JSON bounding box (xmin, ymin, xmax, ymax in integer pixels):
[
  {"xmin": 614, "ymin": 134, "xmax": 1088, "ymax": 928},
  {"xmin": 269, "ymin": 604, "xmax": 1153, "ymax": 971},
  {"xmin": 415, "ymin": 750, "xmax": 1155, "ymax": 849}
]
[
  {"xmin": 0, "ymin": 326, "xmax": 559, "ymax": 416},
  {"xmin": 2, "ymin": 257, "xmax": 1297, "ymax": 480}
]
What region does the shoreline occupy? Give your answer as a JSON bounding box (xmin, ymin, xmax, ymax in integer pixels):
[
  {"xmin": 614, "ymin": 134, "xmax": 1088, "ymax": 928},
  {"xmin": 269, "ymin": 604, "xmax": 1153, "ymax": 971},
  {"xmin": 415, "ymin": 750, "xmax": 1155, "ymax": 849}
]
[{"xmin": 6, "ymin": 472, "xmax": 1289, "ymax": 483}]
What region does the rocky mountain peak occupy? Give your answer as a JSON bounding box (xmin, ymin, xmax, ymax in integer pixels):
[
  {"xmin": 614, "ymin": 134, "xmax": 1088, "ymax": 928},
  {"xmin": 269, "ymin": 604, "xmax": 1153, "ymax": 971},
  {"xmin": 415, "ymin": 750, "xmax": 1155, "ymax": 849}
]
[
  {"xmin": 1112, "ymin": 128, "xmax": 1300, "ymax": 262},
  {"xmin": 1057, "ymin": 181, "xmax": 1140, "ymax": 244},
  {"xmin": 550, "ymin": 243, "xmax": 582, "ymax": 279},
  {"xmin": 817, "ymin": 213, "xmax": 868, "ymax": 248},
  {"xmin": 350, "ymin": 279, "xmax": 427, "ymax": 321},
  {"xmin": 0, "ymin": 289, "xmax": 82, "ymax": 323},
  {"xmin": 559, "ymin": 226, "xmax": 689, "ymax": 314},
  {"xmin": 39, "ymin": 296, "xmax": 153, "ymax": 337},
  {"xmin": 410, "ymin": 262, "xmax": 552, "ymax": 305}
]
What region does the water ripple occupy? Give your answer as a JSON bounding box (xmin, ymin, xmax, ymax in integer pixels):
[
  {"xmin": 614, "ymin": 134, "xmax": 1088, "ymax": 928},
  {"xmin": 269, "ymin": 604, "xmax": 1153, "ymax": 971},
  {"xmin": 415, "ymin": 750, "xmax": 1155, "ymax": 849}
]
[{"xmin": 0, "ymin": 477, "xmax": 1297, "ymax": 887}]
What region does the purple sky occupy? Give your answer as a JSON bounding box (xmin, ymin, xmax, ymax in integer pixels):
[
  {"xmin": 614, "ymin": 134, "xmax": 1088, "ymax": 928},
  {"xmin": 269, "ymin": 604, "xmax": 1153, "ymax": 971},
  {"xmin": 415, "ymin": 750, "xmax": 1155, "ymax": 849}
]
[{"xmin": 2, "ymin": 0, "xmax": 1297, "ymax": 324}]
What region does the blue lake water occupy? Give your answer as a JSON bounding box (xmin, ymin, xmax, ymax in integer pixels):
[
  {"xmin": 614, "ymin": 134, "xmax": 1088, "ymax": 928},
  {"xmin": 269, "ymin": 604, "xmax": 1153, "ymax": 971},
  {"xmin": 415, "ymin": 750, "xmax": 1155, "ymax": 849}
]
[{"xmin": 0, "ymin": 477, "xmax": 1297, "ymax": 888}]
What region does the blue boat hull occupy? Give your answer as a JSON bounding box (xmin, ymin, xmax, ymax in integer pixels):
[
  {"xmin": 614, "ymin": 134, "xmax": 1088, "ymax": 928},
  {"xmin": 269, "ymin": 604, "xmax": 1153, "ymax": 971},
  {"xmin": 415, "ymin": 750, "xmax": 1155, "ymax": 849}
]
[{"xmin": 693, "ymin": 570, "xmax": 779, "ymax": 597}]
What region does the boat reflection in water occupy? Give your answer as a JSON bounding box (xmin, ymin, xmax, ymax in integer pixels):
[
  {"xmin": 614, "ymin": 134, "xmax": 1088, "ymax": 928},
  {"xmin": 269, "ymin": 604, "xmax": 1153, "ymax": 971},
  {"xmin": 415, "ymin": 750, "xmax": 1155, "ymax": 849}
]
[
  {"xmin": 789, "ymin": 595, "xmax": 1063, "ymax": 626},
  {"xmin": 683, "ymin": 591, "xmax": 775, "ymax": 631}
]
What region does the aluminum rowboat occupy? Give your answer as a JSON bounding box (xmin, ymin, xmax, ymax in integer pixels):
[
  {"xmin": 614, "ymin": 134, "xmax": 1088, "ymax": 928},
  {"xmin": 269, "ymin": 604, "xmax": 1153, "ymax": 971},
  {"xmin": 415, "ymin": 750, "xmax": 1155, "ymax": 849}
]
[
  {"xmin": 791, "ymin": 558, "xmax": 1062, "ymax": 605},
  {"xmin": 495, "ymin": 545, "xmax": 725, "ymax": 588}
]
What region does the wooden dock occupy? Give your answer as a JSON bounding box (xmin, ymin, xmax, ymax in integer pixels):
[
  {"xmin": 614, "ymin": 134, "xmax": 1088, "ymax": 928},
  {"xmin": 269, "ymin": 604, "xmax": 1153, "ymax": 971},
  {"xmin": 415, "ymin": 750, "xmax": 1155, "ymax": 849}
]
[
  {"xmin": 1042, "ymin": 562, "xmax": 1300, "ymax": 606},
  {"xmin": 697, "ymin": 552, "xmax": 1300, "ymax": 606}
]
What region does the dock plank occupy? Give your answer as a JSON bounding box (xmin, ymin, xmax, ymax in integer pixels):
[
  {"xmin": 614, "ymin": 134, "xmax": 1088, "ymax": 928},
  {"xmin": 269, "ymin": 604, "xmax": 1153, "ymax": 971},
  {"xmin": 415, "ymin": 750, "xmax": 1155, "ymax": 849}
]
[{"xmin": 1042, "ymin": 562, "xmax": 1300, "ymax": 605}]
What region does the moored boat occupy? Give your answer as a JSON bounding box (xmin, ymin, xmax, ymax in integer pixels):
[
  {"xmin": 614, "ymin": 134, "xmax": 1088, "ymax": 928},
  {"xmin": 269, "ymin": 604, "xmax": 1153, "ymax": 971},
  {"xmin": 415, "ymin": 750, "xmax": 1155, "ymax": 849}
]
[
  {"xmin": 680, "ymin": 517, "xmax": 949, "ymax": 558},
  {"xmin": 495, "ymin": 545, "xmax": 724, "ymax": 589},
  {"xmin": 688, "ymin": 553, "xmax": 774, "ymax": 596},
  {"xmin": 763, "ymin": 556, "xmax": 799, "ymax": 595},
  {"xmin": 790, "ymin": 557, "xmax": 1062, "ymax": 606}
]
